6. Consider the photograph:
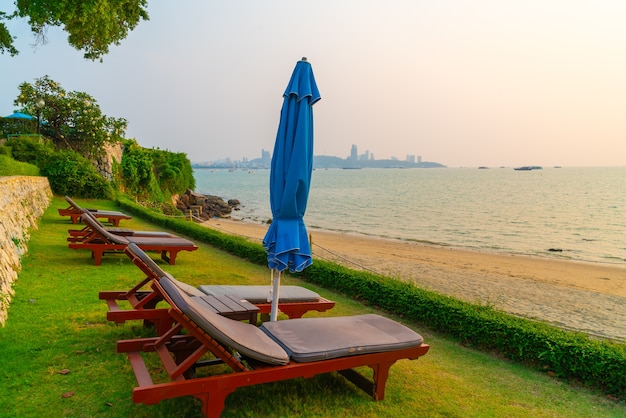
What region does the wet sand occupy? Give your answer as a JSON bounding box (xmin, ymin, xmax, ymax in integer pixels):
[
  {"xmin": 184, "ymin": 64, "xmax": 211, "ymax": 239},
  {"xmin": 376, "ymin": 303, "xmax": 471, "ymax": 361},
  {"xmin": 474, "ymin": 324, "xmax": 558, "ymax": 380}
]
[{"xmin": 203, "ymin": 218, "xmax": 626, "ymax": 341}]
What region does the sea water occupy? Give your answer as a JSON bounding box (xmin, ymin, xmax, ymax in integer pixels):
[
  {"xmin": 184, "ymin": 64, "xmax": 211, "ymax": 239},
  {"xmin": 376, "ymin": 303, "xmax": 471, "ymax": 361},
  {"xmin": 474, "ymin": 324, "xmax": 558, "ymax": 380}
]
[{"xmin": 193, "ymin": 167, "xmax": 626, "ymax": 265}]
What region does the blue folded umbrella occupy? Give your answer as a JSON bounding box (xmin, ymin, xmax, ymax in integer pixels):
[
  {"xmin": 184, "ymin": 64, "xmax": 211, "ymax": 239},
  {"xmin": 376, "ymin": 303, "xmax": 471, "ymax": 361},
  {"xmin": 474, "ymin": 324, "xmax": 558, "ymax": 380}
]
[{"xmin": 263, "ymin": 58, "xmax": 321, "ymax": 320}]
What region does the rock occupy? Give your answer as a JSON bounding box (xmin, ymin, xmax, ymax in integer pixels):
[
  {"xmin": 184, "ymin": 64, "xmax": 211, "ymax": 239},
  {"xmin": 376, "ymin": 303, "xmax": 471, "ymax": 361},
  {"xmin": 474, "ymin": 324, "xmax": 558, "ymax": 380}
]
[{"xmin": 175, "ymin": 190, "xmax": 240, "ymax": 220}]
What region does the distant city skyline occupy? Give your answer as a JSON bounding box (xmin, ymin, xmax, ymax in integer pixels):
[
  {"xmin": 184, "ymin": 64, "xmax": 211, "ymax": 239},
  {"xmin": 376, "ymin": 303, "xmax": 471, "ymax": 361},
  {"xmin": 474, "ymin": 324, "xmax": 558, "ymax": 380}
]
[
  {"xmin": 193, "ymin": 143, "xmax": 443, "ymax": 170},
  {"xmin": 193, "ymin": 143, "xmax": 430, "ymax": 166}
]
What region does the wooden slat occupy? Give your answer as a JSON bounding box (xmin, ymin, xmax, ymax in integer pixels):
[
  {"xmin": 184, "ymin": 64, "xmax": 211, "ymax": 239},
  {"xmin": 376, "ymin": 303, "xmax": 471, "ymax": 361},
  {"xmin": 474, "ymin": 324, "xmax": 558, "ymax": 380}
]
[
  {"xmin": 127, "ymin": 351, "xmax": 153, "ymax": 387},
  {"xmin": 105, "ymin": 299, "xmax": 121, "ymax": 312}
]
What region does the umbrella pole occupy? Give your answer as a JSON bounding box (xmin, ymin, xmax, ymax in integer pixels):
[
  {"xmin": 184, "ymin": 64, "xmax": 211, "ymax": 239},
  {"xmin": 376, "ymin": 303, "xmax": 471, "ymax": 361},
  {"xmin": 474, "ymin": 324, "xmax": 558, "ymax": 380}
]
[{"xmin": 270, "ymin": 269, "xmax": 281, "ymax": 321}]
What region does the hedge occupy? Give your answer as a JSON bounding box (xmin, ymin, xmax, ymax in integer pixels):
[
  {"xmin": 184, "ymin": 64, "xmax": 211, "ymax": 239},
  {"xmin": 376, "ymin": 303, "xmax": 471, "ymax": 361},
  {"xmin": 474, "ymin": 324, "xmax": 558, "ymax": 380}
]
[{"xmin": 116, "ymin": 195, "xmax": 626, "ymax": 398}]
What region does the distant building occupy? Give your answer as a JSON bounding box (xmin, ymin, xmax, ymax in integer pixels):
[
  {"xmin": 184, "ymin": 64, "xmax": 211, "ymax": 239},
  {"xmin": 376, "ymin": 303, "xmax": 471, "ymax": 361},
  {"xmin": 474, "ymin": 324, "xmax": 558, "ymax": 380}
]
[
  {"xmin": 261, "ymin": 149, "xmax": 271, "ymax": 165},
  {"xmin": 350, "ymin": 144, "xmax": 358, "ymax": 161},
  {"xmin": 406, "ymin": 155, "xmax": 416, "ymax": 163}
]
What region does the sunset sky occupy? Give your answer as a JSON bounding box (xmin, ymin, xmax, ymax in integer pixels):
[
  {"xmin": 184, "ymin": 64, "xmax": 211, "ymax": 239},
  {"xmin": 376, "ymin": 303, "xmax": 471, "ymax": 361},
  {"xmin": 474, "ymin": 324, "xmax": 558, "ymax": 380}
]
[{"xmin": 2, "ymin": 1, "xmax": 625, "ymax": 167}]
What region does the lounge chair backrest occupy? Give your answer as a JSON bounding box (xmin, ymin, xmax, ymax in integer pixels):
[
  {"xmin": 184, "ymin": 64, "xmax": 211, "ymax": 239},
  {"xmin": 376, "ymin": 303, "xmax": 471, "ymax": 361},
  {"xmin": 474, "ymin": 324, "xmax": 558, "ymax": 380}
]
[
  {"xmin": 159, "ymin": 276, "xmax": 290, "ymax": 365},
  {"xmin": 164, "ymin": 272, "xmax": 205, "ymax": 297},
  {"xmin": 81, "ymin": 208, "xmax": 106, "ymax": 226},
  {"xmin": 65, "ymin": 196, "xmax": 81, "ymax": 210},
  {"xmin": 81, "ymin": 212, "xmax": 129, "ymax": 245},
  {"xmin": 126, "ymin": 243, "xmax": 204, "ymax": 297},
  {"xmin": 127, "ymin": 242, "xmax": 167, "ymax": 276}
]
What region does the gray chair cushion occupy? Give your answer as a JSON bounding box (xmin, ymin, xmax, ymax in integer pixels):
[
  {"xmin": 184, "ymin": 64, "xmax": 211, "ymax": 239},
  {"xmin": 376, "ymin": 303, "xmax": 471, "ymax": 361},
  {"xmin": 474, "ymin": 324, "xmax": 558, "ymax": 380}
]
[
  {"xmin": 111, "ymin": 228, "xmax": 173, "ymax": 237},
  {"xmin": 198, "ymin": 285, "xmax": 320, "ymax": 303},
  {"xmin": 260, "ymin": 314, "xmax": 424, "ymax": 363},
  {"xmin": 126, "ymin": 235, "xmax": 195, "ymax": 247},
  {"xmin": 159, "ymin": 276, "xmax": 290, "ymax": 366}
]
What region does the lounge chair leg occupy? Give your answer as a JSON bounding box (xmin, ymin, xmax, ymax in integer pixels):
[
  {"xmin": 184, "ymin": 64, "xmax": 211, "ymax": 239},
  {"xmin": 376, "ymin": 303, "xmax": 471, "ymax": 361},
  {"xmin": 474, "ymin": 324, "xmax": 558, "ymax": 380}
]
[
  {"xmin": 93, "ymin": 250, "xmax": 103, "ymax": 266},
  {"xmin": 371, "ymin": 361, "xmax": 395, "ymax": 400},
  {"xmin": 337, "ymin": 361, "xmax": 395, "ymax": 401},
  {"xmin": 197, "ymin": 389, "xmax": 234, "ymax": 418},
  {"xmin": 161, "ymin": 250, "xmax": 180, "ymax": 265}
]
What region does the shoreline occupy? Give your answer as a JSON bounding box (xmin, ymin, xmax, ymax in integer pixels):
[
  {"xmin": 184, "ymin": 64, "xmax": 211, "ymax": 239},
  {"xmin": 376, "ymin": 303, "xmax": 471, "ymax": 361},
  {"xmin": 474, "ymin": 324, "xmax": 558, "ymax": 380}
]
[{"xmin": 202, "ymin": 218, "xmax": 626, "ymax": 341}]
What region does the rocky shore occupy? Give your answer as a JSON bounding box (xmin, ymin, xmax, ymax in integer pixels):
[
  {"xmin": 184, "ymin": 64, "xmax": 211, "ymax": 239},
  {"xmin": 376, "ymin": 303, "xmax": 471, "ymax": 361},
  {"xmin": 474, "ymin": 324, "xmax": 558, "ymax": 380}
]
[{"xmin": 175, "ymin": 189, "xmax": 240, "ymax": 221}]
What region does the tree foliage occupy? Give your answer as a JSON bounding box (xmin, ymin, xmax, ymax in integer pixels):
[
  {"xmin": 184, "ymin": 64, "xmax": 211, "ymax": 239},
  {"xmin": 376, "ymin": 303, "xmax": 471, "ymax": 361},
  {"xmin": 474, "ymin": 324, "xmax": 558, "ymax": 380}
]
[
  {"xmin": 40, "ymin": 149, "xmax": 113, "ymax": 198},
  {"xmin": 120, "ymin": 140, "xmax": 154, "ymax": 194},
  {"xmin": 116, "ymin": 139, "xmax": 195, "ymax": 209},
  {"xmin": 14, "ymin": 76, "xmax": 127, "ymax": 158},
  {"xmin": 0, "ymin": 11, "xmax": 18, "ymax": 56},
  {"xmin": 1, "ymin": 1, "xmax": 149, "ymax": 60},
  {"xmin": 152, "ymin": 149, "xmax": 196, "ymax": 194}
]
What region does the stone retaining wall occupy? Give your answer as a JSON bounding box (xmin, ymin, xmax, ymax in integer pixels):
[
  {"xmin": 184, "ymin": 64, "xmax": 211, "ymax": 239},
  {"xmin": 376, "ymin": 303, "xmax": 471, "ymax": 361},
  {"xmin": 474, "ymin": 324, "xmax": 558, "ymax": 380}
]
[{"xmin": 0, "ymin": 176, "xmax": 52, "ymax": 326}]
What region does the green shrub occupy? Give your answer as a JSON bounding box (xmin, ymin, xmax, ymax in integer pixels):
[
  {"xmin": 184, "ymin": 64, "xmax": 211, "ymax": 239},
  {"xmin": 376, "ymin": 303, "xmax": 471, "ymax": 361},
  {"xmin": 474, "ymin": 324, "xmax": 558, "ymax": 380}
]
[
  {"xmin": 119, "ymin": 140, "xmax": 154, "ymax": 195},
  {"xmin": 117, "ymin": 141, "xmax": 194, "ymax": 210},
  {"xmin": 152, "ymin": 149, "xmax": 195, "ymax": 193},
  {"xmin": 161, "ymin": 200, "xmax": 179, "ymax": 216},
  {"xmin": 40, "ymin": 150, "xmax": 112, "ymax": 198},
  {"xmin": 7, "ymin": 135, "xmax": 55, "ymax": 166}
]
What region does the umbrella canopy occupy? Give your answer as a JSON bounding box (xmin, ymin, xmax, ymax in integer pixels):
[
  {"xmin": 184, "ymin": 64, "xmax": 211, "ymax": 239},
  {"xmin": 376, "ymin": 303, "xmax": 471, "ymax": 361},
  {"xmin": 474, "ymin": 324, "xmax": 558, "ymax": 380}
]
[
  {"xmin": 4, "ymin": 112, "xmax": 35, "ymax": 120},
  {"xmin": 263, "ymin": 58, "xmax": 321, "ymax": 320}
]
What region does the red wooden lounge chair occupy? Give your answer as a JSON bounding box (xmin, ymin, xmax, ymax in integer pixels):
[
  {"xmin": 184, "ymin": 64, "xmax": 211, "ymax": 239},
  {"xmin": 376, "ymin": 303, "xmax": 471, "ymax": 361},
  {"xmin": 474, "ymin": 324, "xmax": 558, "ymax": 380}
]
[
  {"xmin": 68, "ymin": 213, "xmax": 198, "ymax": 265},
  {"xmin": 116, "ymin": 275, "xmax": 429, "ymax": 417},
  {"xmin": 100, "ymin": 243, "xmax": 335, "ymax": 333},
  {"xmin": 58, "ymin": 196, "xmax": 132, "ymax": 226},
  {"xmin": 67, "ymin": 211, "xmax": 175, "ymax": 243}
]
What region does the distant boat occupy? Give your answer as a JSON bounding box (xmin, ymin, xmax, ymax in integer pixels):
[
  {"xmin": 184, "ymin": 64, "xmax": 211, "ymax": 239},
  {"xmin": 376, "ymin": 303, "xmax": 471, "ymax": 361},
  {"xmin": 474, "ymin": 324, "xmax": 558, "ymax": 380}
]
[
  {"xmin": 342, "ymin": 167, "xmax": 362, "ymax": 170},
  {"xmin": 514, "ymin": 166, "xmax": 542, "ymax": 171},
  {"xmin": 478, "ymin": 166, "xmax": 489, "ymax": 169}
]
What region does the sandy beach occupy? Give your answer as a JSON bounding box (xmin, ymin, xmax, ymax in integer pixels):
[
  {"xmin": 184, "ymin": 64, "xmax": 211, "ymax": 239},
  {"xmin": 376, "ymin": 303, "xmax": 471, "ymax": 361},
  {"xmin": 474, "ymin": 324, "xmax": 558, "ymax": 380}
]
[{"xmin": 203, "ymin": 218, "xmax": 626, "ymax": 341}]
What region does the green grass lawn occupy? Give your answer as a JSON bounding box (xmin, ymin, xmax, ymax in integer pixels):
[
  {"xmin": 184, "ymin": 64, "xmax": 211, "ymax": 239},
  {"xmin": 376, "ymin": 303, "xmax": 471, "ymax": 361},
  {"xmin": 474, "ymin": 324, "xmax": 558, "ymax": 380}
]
[
  {"xmin": 0, "ymin": 155, "xmax": 40, "ymax": 176},
  {"xmin": 0, "ymin": 196, "xmax": 624, "ymax": 417}
]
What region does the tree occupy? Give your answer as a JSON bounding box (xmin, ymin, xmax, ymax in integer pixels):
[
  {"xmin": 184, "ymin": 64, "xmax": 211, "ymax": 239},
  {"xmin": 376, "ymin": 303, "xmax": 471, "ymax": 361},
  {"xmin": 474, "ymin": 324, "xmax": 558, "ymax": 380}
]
[
  {"xmin": 120, "ymin": 140, "xmax": 154, "ymax": 195},
  {"xmin": 1, "ymin": 1, "xmax": 148, "ymax": 60},
  {"xmin": 15, "ymin": 75, "xmax": 128, "ymax": 158},
  {"xmin": 0, "ymin": 11, "xmax": 18, "ymax": 56}
]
